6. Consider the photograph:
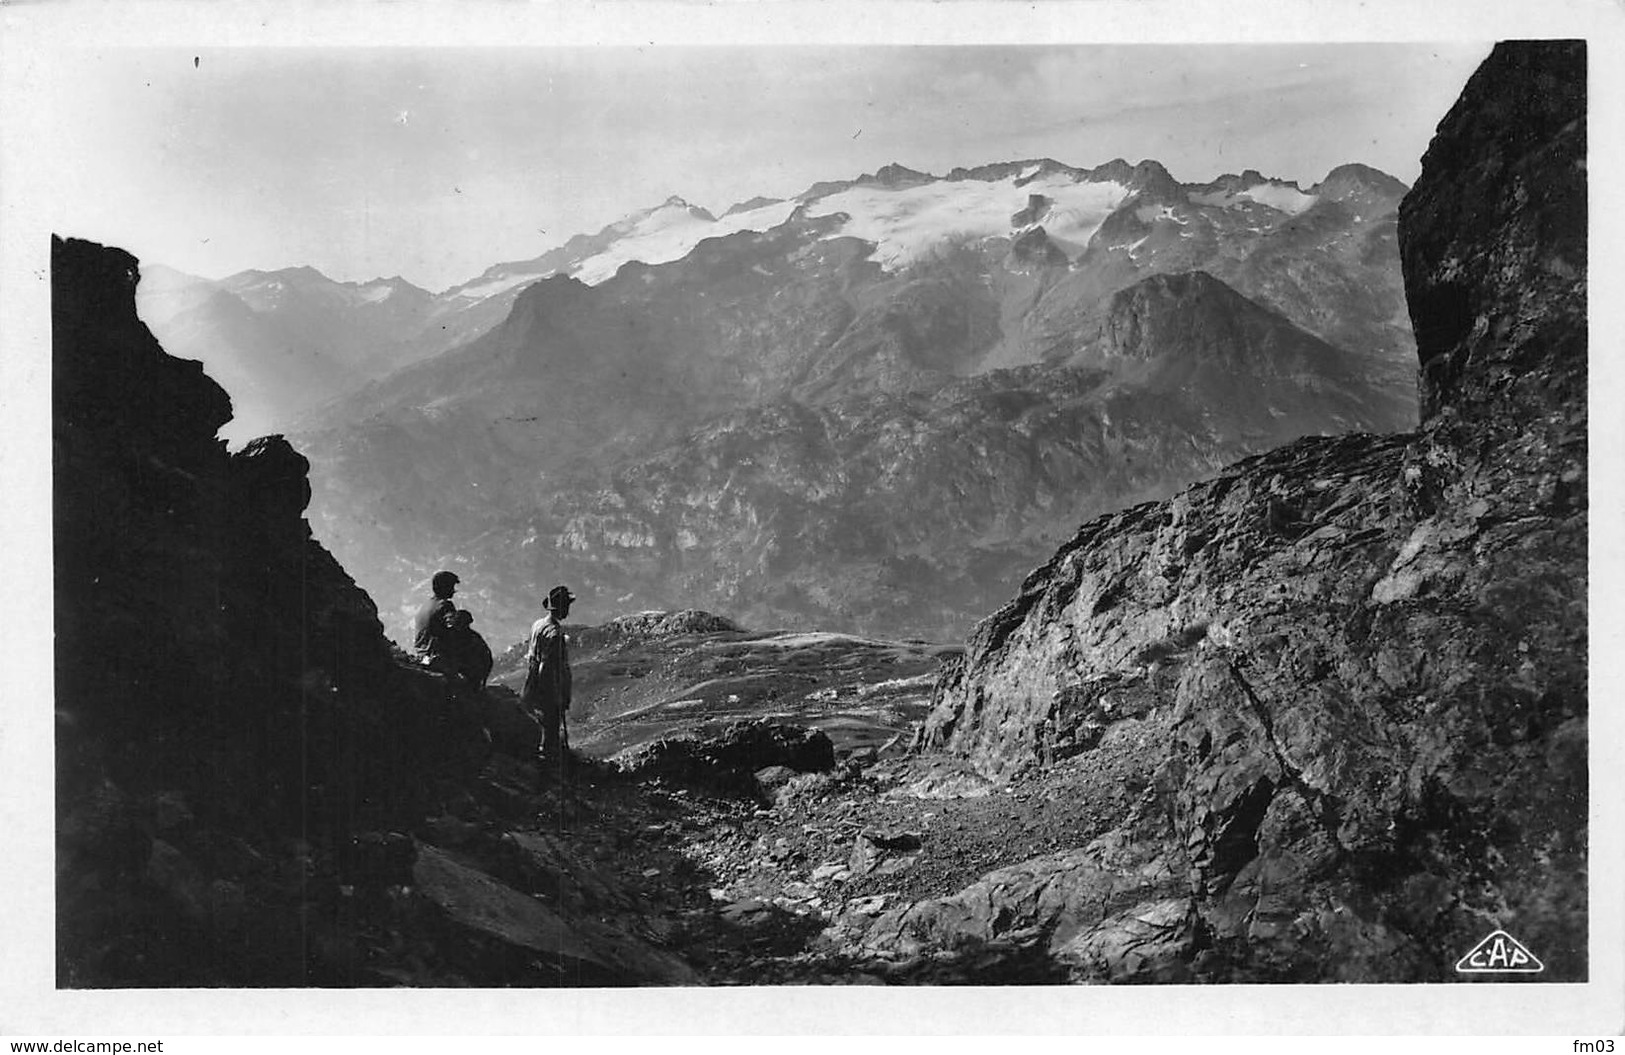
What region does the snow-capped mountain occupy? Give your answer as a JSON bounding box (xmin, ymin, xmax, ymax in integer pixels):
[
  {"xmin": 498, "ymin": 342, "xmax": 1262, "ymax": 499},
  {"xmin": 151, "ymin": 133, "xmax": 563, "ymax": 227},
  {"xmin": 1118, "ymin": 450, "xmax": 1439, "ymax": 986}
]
[
  {"xmin": 141, "ymin": 157, "xmax": 1408, "ymax": 449},
  {"xmin": 274, "ymin": 154, "xmax": 1416, "ymax": 649}
]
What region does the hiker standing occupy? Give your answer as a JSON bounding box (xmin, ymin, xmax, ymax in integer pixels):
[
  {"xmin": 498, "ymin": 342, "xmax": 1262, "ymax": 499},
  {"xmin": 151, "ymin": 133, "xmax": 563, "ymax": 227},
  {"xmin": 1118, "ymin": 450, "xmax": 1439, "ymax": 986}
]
[
  {"xmin": 522, "ymin": 584, "xmax": 575, "ymax": 777},
  {"xmin": 413, "ymin": 570, "xmax": 461, "ymax": 674}
]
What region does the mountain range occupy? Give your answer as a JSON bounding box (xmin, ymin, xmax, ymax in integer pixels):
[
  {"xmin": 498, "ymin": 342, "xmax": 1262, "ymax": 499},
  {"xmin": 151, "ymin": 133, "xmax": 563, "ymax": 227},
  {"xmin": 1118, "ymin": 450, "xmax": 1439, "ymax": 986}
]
[{"xmin": 142, "ymin": 155, "xmax": 1419, "ymax": 650}]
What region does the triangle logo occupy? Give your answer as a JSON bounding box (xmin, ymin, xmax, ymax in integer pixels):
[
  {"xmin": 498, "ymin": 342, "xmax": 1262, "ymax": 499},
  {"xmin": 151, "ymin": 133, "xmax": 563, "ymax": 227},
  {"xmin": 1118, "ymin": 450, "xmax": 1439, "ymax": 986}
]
[{"xmin": 1455, "ymin": 929, "xmax": 1545, "ymax": 974}]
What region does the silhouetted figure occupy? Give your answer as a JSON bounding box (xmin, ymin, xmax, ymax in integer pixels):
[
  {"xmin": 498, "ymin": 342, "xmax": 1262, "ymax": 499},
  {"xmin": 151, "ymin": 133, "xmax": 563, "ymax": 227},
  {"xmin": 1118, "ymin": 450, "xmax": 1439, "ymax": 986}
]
[
  {"xmin": 522, "ymin": 584, "xmax": 575, "ymax": 780},
  {"xmin": 447, "ymin": 609, "xmax": 494, "ymax": 692},
  {"xmin": 413, "ymin": 569, "xmax": 461, "ymax": 674},
  {"xmin": 413, "ymin": 569, "xmax": 490, "ymax": 701}
]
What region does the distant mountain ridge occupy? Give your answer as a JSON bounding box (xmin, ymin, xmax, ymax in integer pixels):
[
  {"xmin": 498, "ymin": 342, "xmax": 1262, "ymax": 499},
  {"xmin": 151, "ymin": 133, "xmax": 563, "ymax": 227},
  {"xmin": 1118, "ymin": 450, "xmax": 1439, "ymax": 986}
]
[{"xmin": 139, "ymin": 156, "xmax": 1411, "ymax": 443}]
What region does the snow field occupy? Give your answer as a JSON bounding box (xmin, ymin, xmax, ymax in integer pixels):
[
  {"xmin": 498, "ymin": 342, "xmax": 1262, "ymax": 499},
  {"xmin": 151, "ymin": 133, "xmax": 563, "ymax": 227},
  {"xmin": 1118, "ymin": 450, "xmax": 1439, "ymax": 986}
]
[
  {"xmin": 453, "ymin": 269, "xmax": 553, "ymax": 302},
  {"xmin": 1239, "ymin": 183, "xmax": 1319, "ymax": 214},
  {"xmin": 804, "ymin": 173, "xmax": 1130, "ymax": 270},
  {"xmin": 573, "ymin": 198, "xmax": 799, "ymax": 286},
  {"xmin": 1191, "ymin": 184, "xmax": 1319, "ymax": 215}
]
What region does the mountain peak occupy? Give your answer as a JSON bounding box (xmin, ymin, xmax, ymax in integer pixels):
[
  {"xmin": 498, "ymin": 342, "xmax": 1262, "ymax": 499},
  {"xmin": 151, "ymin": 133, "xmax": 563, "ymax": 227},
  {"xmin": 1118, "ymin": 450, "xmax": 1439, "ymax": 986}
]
[
  {"xmin": 278, "ymin": 265, "xmax": 332, "ymax": 284},
  {"xmin": 867, "ymin": 162, "xmax": 933, "ymax": 186},
  {"xmin": 1311, "ymin": 163, "xmax": 1409, "ymax": 204},
  {"xmin": 654, "ymin": 195, "xmax": 717, "ymax": 223},
  {"xmin": 1200, "ymin": 169, "xmax": 1300, "ymax": 195},
  {"xmin": 1094, "ymin": 269, "xmax": 1342, "ymax": 373},
  {"xmin": 723, "ymin": 195, "xmax": 785, "ymax": 218},
  {"xmin": 1128, "ymin": 159, "xmax": 1183, "ymax": 201},
  {"xmin": 225, "ymin": 264, "xmax": 333, "ymax": 289},
  {"xmin": 1083, "ymin": 158, "xmax": 1178, "ymax": 194}
]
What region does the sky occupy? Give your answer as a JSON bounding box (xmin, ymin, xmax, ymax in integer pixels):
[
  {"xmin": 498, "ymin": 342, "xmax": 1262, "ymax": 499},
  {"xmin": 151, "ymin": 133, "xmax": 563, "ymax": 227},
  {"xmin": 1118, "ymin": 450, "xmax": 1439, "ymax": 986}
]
[{"xmin": 19, "ymin": 41, "xmax": 1492, "ymax": 293}]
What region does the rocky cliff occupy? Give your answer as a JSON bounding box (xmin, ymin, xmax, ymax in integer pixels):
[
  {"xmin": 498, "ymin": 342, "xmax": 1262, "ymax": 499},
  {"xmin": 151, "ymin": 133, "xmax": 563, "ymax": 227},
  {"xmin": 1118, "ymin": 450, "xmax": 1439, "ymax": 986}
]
[{"xmin": 903, "ymin": 40, "xmax": 1587, "ymax": 982}]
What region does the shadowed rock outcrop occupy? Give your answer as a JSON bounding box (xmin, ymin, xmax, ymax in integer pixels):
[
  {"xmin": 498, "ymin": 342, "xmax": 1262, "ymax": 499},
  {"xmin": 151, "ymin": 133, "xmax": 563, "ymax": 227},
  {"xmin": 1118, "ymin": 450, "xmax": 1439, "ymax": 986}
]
[
  {"xmin": 55, "ymin": 236, "xmax": 431, "ymax": 984},
  {"xmin": 1398, "ymin": 43, "xmax": 1586, "ymax": 423},
  {"xmin": 613, "ymin": 719, "xmax": 836, "ymax": 799},
  {"xmin": 903, "ymin": 40, "xmax": 1587, "ymax": 982}
]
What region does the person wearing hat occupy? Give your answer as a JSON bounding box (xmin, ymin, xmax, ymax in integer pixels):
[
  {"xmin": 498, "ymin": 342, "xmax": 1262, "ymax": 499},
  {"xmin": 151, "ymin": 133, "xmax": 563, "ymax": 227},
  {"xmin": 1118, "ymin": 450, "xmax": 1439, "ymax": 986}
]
[
  {"xmin": 522, "ymin": 584, "xmax": 576, "ymax": 776},
  {"xmin": 412, "ymin": 570, "xmax": 462, "ymax": 673}
]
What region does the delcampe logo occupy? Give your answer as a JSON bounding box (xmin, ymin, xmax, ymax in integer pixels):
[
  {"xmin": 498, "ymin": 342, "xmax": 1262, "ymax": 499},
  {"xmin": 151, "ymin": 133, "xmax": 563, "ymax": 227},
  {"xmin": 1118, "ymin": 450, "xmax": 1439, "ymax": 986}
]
[{"xmin": 1455, "ymin": 929, "xmax": 1544, "ymax": 974}]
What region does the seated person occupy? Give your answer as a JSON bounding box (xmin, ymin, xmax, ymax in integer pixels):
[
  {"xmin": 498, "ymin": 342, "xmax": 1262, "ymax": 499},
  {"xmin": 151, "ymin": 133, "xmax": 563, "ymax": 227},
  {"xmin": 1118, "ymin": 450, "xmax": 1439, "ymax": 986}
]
[
  {"xmin": 414, "ymin": 570, "xmax": 461, "ymax": 673},
  {"xmin": 446, "ymin": 609, "xmax": 494, "ymax": 693}
]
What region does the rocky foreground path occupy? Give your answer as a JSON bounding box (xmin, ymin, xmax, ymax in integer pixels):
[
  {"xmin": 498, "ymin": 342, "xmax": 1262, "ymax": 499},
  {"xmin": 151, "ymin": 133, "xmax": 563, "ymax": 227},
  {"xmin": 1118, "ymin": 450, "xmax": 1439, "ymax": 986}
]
[{"xmin": 330, "ymin": 718, "xmax": 1167, "ymax": 986}]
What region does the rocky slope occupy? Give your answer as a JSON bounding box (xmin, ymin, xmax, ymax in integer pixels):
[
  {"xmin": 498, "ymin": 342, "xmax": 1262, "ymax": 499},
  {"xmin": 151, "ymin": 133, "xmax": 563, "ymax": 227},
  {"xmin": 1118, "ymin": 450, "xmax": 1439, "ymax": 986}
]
[
  {"xmin": 291, "ymin": 155, "xmax": 1417, "ymax": 649},
  {"xmin": 886, "ymin": 39, "xmax": 1588, "ymax": 982}
]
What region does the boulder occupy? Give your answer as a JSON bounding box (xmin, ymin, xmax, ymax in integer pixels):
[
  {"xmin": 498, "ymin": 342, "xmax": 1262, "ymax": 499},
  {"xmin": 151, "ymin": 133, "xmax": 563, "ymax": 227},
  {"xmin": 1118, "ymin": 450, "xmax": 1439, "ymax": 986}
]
[
  {"xmin": 753, "ymin": 764, "xmax": 798, "ymax": 798},
  {"xmin": 848, "ymin": 829, "xmax": 924, "ymax": 878},
  {"xmin": 612, "ymin": 719, "xmax": 836, "ymax": 797}
]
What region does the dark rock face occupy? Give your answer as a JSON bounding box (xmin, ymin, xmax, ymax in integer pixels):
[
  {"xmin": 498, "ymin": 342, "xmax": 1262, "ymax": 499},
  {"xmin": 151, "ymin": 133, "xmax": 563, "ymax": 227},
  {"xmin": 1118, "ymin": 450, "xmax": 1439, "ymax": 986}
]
[
  {"xmin": 53, "ymin": 239, "xmax": 416, "ymax": 812},
  {"xmin": 55, "ymin": 236, "xmax": 448, "ymax": 984},
  {"xmin": 906, "ymin": 41, "xmax": 1587, "ymax": 982},
  {"xmin": 1399, "ymin": 41, "xmax": 1587, "ymax": 423}
]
